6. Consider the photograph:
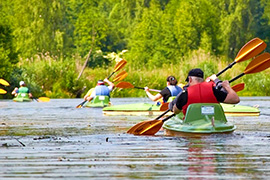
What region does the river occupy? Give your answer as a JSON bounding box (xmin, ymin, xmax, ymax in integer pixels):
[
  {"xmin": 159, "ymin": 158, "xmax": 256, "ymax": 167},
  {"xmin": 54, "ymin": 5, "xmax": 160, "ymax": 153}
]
[{"xmin": 1, "ymin": 97, "xmax": 270, "ymax": 179}]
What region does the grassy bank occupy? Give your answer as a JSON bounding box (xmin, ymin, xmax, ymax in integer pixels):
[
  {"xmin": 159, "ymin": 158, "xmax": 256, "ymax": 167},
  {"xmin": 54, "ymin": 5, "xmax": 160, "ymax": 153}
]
[{"xmin": 6, "ymin": 49, "xmax": 270, "ymax": 99}]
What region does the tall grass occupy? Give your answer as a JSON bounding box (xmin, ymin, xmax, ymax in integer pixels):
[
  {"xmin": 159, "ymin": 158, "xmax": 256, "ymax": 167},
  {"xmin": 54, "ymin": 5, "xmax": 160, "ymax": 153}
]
[{"xmin": 11, "ymin": 49, "xmax": 270, "ymax": 98}]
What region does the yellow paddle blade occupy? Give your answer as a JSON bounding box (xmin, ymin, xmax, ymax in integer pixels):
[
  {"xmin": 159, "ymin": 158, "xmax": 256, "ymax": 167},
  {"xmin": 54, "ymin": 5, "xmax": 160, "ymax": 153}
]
[
  {"xmin": 37, "ymin": 97, "xmax": 50, "ymax": 102},
  {"xmin": 0, "ymin": 79, "xmax": 10, "ymax": 86},
  {"xmin": 231, "ymin": 83, "xmax": 245, "ymax": 92},
  {"xmin": 116, "ymin": 82, "xmax": 134, "ymax": 89},
  {"xmin": 113, "ymin": 59, "xmax": 127, "ymax": 72},
  {"xmin": 113, "ymin": 71, "xmax": 128, "ymax": 82},
  {"xmin": 235, "ymin": 38, "xmax": 267, "ymax": 63},
  {"xmin": 244, "ymin": 52, "xmax": 270, "ymax": 74},
  {"xmin": 0, "ymin": 88, "xmax": 7, "ymax": 94}
]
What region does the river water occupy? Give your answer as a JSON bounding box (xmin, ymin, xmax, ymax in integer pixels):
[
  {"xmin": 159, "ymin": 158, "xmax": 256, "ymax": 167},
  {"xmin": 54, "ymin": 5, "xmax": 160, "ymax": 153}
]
[{"xmin": 1, "ymin": 97, "xmax": 270, "ymax": 179}]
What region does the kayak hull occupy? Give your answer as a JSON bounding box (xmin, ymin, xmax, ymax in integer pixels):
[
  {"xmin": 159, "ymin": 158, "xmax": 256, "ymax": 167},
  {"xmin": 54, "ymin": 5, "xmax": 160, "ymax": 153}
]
[
  {"xmin": 103, "ymin": 102, "xmax": 260, "ymax": 116},
  {"xmin": 163, "ymin": 103, "xmax": 236, "ymax": 136},
  {"xmin": 84, "ymin": 95, "xmax": 111, "ymax": 108},
  {"xmin": 13, "ymin": 97, "xmax": 32, "ymax": 102},
  {"xmin": 13, "ymin": 93, "xmax": 32, "ymax": 102}
]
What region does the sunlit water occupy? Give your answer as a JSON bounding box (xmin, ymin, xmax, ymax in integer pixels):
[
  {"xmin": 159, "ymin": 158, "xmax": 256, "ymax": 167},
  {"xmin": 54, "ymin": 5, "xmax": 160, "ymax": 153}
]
[{"xmin": 1, "ymin": 97, "xmax": 270, "ymax": 179}]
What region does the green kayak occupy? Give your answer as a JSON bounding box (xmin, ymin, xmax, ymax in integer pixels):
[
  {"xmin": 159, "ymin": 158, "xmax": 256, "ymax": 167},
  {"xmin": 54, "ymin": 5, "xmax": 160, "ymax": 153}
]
[
  {"xmin": 103, "ymin": 102, "xmax": 260, "ymax": 116},
  {"xmin": 163, "ymin": 103, "xmax": 236, "ymax": 136},
  {"xmin": 13, "ymin": 93, "xmax": 32, "ymax": 102},
  {"xmin": 84, "ymin": 95, "xmax": 111, "ymax": 108}
]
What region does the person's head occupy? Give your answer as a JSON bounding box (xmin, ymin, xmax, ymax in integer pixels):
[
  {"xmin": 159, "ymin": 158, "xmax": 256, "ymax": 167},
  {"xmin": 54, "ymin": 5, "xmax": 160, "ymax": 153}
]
[
  {"xmin": 97, "ymin": 80, "xmax": 105, "ymax": 86},
  {"xmin": 19, "ymin": 81, "xmax": 25, "ymax": 86},
  {"xmin": 166, "ymin": 76, "xmax": 178, "ymax": 85},
  {"xmin": 185, "ymin": 68, "xmax": 204, "ymax": 85}
]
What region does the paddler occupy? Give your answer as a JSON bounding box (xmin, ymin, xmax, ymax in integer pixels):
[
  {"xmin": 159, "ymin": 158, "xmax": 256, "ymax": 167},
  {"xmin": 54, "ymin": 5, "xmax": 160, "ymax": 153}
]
[
  {"xmin": 169, "ymin": 68, "xmax": 240, "ymax": 116},
  {"xmin": 144, "ymin": 75, "xmax": 183, "ymax": 105},
  {"xmin": 83, "ymin": 78, "xmax": 115, "ymax": 102},
  {"xmin": 11, "ymin": 81, "xmax": 33, "ymax": 98}
]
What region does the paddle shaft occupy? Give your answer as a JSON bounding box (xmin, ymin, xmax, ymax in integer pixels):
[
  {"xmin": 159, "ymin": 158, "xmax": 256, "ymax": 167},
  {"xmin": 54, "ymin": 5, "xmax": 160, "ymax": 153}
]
[
  {"xmin": 155, "ymin": 109, "xmax": 170, "ymax": 120},
  {"xmin": 135, "ymin": 86, "xmax": 161, "ymax": 92},
  {"xmin": 229, "ymin": 73, "xmax": 244, "ymax": 83},
  {"xmin": 162, "ymin": 113, "xmax": 176, "ymax": 123},
  {"xmin": 216, "ymin": 62, "xmax": 236, "ymax": 76}
]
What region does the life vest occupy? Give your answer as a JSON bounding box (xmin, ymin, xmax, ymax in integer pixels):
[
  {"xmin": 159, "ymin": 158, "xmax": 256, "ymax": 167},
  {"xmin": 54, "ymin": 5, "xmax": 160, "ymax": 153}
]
[
  {"xmin": 182, "ymin": 82, "xmax": 218, "ymax": 116},
  {"xmin": 167, "ymin": 85, "xmax": 182, "ymax": 96},
  {"xmin": 95, "ymin": 85, "xmax": 110, "ymax": 96},
  {"xmin": 18, "ymin": 87, "xmax": 29, "ymax": 93}
]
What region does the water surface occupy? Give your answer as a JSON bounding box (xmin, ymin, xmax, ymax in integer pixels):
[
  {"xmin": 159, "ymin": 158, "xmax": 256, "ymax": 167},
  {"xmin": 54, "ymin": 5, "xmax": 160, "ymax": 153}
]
[{"xmin": 1, "ymin": 97, "xmax": 270, "ymax": 179}]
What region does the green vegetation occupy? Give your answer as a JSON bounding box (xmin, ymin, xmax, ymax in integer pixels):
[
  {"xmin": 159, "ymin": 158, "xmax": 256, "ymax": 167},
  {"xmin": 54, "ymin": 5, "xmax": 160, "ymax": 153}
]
[{"xmin": 1, "ymin": 0, "xmax": 270, "ymax": 98}]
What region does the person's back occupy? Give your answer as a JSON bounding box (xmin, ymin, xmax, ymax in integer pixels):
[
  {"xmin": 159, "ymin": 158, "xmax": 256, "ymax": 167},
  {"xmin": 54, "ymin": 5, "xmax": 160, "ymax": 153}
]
[
  {"xmin": 145, "ymin": 75, "xmax": 183, "ymax": 103},
  {"xmin": 12, "ymin": 81, "xmax": 32, "ymax": 98},
  {"xmin": 170, "ymin": 68, "xmax": 240, "ymax": 116},
  {"xmin": 95, "ymin": 85, "xmax": 110, "ymax": 96},
  {"xmin": 84, "ymin": 78, "xmax": 114, "ymax": 102}
]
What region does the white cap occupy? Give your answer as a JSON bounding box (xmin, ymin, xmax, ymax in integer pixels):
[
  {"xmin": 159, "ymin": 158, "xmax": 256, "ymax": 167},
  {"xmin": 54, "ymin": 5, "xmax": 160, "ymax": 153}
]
[{"xmin": 19, "ymin": 81, "xmax": 25, "ymax": 86}]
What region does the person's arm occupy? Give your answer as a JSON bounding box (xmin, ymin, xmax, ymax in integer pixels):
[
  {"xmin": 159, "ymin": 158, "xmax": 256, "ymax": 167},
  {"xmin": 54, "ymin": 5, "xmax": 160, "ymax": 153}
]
[
  {"xmin": 11, "ymin": 87, "xmax": 18, "ymax": 95},
  {"xmin": 104, "ymin": 78, "xmax": 114, "ymax": 90},
  {"xmin": 222, "ymin": 80, "xmax": 240, "ymax": 104},
  {"xmin": 170, "ymin": 91, "xmax": 187, "ymax": 114},
  {"xmin": 144, "ymin": 87, "xmax": 162, "ymax": 101}
]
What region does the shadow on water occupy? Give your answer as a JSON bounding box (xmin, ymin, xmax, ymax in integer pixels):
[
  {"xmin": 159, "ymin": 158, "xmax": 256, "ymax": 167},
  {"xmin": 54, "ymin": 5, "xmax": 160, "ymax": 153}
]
[{"xmin": 1, "ymin": 97, "xmax": 270, "ymax": 179}]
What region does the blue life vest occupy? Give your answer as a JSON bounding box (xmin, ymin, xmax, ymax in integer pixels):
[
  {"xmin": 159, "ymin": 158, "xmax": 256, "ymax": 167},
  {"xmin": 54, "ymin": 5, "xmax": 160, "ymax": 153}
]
[
  {"xmin": 95, "ymin": 85, "xmax": 110, "ymax": 96},
  {"xmin": 167, "ymin": 85, "xmax": 182, "ymax": 96}
]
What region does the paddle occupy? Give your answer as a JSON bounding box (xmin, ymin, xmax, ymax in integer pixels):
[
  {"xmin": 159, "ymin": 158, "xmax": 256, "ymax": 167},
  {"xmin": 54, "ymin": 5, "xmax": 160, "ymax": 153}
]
[
  {"xmin": 112, "ymin": 71, "xmax": 128, "ymax": 82},
  {"xmin": 231, "ymin": 83, "xmax": 245, "ymax": 92},
  {"xmin": 229, "ymin": 52, "xmax": 270, "ymax": 83},
  {"xmin": 0, "ymin": 79, "xmax": 10, "ymax": 86},
  {"xmin": 33, "ymin": 97, "xmax": 50, "ymax": 102},
  {"xmin": 216, "ymin": 37, "xmax": 266, "ymax": 76},
  {"xmin": 0, "ymin": 88, "xmax": 7, "ymax": 94},
  {"xmin": 76, "ymin": 88, "xmax": 94, "ymax": 108},
  {"xmin": 107, "ymin": 59, "xmax": 127, "ymax": 79},
  {"xmin": 127, "ymin": 109, "xmax": 171, "ymax": 134},
  {"xmin": 116, "ymin": 82, "xmax": 161, "ymax": 92},
  {"xmin": 129, "ymin": 52, "xmax": 270, "ymax": 135}
]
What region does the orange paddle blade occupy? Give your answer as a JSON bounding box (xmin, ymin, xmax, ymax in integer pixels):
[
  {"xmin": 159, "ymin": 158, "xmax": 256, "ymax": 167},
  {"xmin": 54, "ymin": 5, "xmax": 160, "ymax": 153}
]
[
  {"xmin": 244, "ymin": 52, "xmax": 270, "ymax": 74},
  {"xmin": 114, "ymin": 59, "xmax": 127, "ymax": 72},
  {"xmin": 231, "ymin": 83, "xmax": 245, "ymax": 92},
  {"xmin": 160, "ymin": 103, "xmax": 169, "ymax": 111},
  {"xmin": 235, "ymin": 38, "xmax": 267, "ymax": 63},
  {"xmin": 133, "ymin": 120, "xmax": 163, "ymax": 135},
  {"xmin": 0, "ymin": 88, "xmax": 7, "ymax": 94},
  {"xmin": 113, "ymin": 71, "xmax": 128, "ymax": 82},
  {"xmin": 116, "ymin": 82, "xmax": 134, "ymax": 89},
  {"xmin": 127, "ymin": 121, "xmax": 147, "ymax": 134},
  {"xmin": 0, "ymin": 79, "xmax": 10, "ymax": 86}
]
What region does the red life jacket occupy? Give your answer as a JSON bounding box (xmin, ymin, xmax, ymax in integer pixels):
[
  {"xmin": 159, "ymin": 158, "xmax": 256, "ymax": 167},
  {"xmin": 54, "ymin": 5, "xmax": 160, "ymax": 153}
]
[{"xmin": 182, "ymin": 82, "xmax": 219, "ymax": 116}]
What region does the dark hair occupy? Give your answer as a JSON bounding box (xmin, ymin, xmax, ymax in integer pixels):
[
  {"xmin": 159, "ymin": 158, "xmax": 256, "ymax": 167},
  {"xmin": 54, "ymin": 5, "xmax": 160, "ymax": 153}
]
[{"xmin": 167, "ymin": 76, "xmax": 178, "ymax": 85}]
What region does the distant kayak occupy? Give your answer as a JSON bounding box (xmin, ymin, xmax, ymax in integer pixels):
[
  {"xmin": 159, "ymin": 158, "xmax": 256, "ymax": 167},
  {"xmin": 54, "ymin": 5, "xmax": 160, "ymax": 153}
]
[
  {"xmin": 84, "ymin": 95, "xmax": 111, "ymax": 108},
  {"xmin": 13, "ymin": 93, "xmax": 32, "ymax": 102},
  {"xmin": 103, "ymin": 102, "xmax": 260, "ymax": 116},
  {"xmin": 163, "ymin": 103, "xmax": 236, "ymax": 136}
]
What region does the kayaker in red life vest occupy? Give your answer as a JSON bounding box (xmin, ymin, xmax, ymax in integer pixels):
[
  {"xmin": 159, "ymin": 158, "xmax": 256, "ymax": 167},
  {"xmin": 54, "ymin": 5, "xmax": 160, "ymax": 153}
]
[
  {"xmin": 84, "ymin": 78, "xmax": 115, "ymax": 102},
  {"xmin": 144, "ymin": 75, "xmax": 183, "ymax": 105},
  {"xmin": 11, "ymin": 81, "xmax": 33, "ymax": 98},
  {"xmin": 169, "ymin": 68, "xmax": 240, "ymax": 116}
]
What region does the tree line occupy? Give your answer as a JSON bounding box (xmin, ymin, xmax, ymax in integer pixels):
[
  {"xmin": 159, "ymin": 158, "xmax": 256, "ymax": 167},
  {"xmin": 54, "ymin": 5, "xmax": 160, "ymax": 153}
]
[{"xmin": 1, "ymin": 0, "xmax": 270, "ymax": 98}]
